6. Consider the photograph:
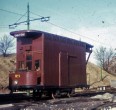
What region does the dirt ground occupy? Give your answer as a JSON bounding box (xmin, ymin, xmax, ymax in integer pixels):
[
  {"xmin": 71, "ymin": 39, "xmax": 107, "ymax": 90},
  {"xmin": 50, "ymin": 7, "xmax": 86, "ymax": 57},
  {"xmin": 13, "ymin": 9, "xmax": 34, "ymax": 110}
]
[{"xmin": 0, "ymin": 94, "xmax": 116, "ymax": 110}]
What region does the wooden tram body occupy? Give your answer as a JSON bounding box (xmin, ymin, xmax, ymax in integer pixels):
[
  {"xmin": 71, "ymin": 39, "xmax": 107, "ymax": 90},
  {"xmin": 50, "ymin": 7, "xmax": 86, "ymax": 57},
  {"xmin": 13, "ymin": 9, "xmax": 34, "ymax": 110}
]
[{"xmin": 9, "ymin": 30, "xmax": 93, "ymax": 95}]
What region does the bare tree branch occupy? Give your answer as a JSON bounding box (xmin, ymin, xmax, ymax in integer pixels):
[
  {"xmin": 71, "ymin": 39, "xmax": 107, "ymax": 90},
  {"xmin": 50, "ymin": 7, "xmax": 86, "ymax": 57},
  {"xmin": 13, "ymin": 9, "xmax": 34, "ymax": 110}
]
[
  {"xmin": 0, "ymin": 35, "xmax": 15, "ymax": 57},
  {"xmin": 94, "ymin": 46, "xmax": 115, "ymax": 73}
]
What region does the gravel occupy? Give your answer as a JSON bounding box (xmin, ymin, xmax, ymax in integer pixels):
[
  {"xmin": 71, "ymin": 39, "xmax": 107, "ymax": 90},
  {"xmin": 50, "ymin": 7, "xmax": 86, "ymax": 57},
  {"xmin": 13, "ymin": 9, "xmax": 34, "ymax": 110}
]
[{"xmin": 0, "ymin": 93, "xmax": 116, "ymax": 110}]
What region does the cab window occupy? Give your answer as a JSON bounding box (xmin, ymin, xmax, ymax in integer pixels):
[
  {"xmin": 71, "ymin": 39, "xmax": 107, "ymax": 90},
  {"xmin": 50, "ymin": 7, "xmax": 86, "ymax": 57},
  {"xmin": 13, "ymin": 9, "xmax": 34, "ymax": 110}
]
[
  {"xmin": 18, "ymin": 61, "xmax": 25, "ymax": 69},
  {"xmin": 35, "ymin": 60, "xmax": 40, "ymax": 71},
  {"xmin": 26, "ymin": 54, "xmax": 32, "ymax": 70},
  {"xmin": 26, "ymin": 61, "xmax": 32, "ymax": 70},
  {"xmin": 26, "ymin": 55, "xmax": 32, "ymax": 60}
]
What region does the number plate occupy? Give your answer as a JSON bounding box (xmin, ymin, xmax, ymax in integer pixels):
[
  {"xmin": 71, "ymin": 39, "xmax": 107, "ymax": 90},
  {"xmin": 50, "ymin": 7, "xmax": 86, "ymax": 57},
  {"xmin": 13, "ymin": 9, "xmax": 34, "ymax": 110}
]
[{"xmin": 15, "ymin": 74, "xmax": 20, "ymax": 78}]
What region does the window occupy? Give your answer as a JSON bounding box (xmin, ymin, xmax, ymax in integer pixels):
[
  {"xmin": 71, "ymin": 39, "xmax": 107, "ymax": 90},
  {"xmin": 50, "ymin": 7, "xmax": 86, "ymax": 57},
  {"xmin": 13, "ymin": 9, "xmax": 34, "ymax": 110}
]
[
  {"xmin": 26, "ymin": 61, "xmax": 32, "ymax": 70},
  {"xmin": 35, "ymin": 60, "xmax": 40, "ymax": 71},
  {"xmin": 26, "ymin": 54, "xmax": 32, "ymax": 70},
  {"xmin": 26, "ymin": 55, "xmax": 32, "ymax": 60},
  {"xmin": 19, "ymin": 37, "xmax": 32, "ymax": 45},
  {"xmin": 18, "ymin": 61, "xmax": 25, "ymax": 70}
]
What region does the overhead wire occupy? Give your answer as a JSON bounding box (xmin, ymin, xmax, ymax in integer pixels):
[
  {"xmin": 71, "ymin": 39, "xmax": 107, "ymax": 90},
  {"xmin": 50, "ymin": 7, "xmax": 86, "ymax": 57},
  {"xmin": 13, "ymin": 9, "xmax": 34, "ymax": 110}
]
[
  {"xmin": 30, "ymin": 12, "xmax": 43, "ymax": 17},
  {"xmin": 48, "ymin": 22, "xmax": 110, "ymax": 46},
  {"xmin": 0, "ymin": 25, "xmax": 8, "ymax": 28},
  {"xmin": 0, "ymin": 8, "xmax": 23, "ymax": 16},
  {"xmin": 0, "ymin": 8, "xmax": 36, "ymax": 29},
  {"xmin": 0, "ymin": 8, "xmax": 113, "ymax": 47},
  {"xmin": 0, "ymin": 8, "xmax": 27, "ymax": 28},
  {"xmin": 31, "ymin": 12, "xmax": 109, "ymax": 46},
  {"xmin": 15, "ymin": 12, "xmax": 27, "ymax": 23},
  {"xmin": 47, "ymin": 22, "xmax": 96, "ymax": 41}
]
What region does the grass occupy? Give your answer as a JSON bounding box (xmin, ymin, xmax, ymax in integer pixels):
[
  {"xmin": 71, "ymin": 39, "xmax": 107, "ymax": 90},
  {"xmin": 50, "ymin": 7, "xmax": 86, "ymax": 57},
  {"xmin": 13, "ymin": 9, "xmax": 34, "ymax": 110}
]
[
  {"xmin": 87, "ymin": 62, "xmax": 116, "ymax": 88},
  {"xmin": 0, "ymin": 54, "xmax": 16, "ymax": 88}
]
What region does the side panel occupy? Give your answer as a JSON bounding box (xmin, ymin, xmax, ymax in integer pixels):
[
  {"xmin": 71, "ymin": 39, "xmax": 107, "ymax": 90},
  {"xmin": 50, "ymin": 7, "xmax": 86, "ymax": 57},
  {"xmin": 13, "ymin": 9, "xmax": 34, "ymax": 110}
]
[
  {"xmin": 43, "ymin": 34, "xmax": 87, "ymax": 87},
  {"xmin": 68, "ymin": 56, "xmax": 79, "ymax": 86},
  {"xmin": 43, "ymin": 38, "xmax": 59, "ymax": 86}
]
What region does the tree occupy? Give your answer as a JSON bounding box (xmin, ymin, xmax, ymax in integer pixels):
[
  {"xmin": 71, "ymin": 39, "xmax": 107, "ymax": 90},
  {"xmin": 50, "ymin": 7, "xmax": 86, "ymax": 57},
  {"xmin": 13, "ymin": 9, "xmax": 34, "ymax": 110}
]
[
  {"xmin": 94, "ymin": 46, "xmax": 115, "ymax": 72},
  {"xmin": 105, "ymin": 48, "xmax": 115, "ymax": 71},
  {"xmin": 94, "ymin": 46, "xmax": 116, "ymax": 80},
  {"xmin": 0, "ymin": 35, "xmax": 15, "ymax": 57}
]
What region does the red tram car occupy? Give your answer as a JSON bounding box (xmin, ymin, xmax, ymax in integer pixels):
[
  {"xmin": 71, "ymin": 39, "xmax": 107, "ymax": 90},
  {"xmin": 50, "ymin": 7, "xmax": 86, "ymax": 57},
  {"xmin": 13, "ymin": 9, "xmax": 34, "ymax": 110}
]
[{"xmin": 9, "ymin": 30, "xmax": 93, "ymax": 96}]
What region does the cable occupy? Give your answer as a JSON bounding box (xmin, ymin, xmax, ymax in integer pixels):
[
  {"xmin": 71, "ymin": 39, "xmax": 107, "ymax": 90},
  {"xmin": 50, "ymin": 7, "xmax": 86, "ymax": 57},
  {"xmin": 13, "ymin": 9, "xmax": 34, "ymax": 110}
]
[
  {"xmin": 28, "ymin": 12, "xmax": 110, "ymax": 46},
  {"xmin": 30, "ymin": 12, "xmax": 43, "ymax": 17},
  {"xmin": 47, "ymin": 22, "xmax": 93, "ymax": 40},
  {"xmin": 0, "ymin": 8, "xmax": 97, "ymax": 42},
  {"xmin": 15, "ymin": 12, "xmax": 27, "ymax": 23},
  {"xmin": 31, "ymin": 12, "xmax": 113, "ymax": 46},
  {"xmin": 0, "ymin": 8, "xmax": 112, "ymax": 47},
  {"xmin": 0, "ymin": 25, "xmax": 8, "ymax": 28},
  {"xmin": 0, "ymin": 8, "xmax": 23, "ymax": 16},
  {"xmin": 0, "ymin": 8, "xmax": 34, "ymax": 19},
  {"xmin": 0, "ymin": 8, "xmax": 27, "ymax": 28},
  {"xmin": 47, "ymin": 22, "xmax": 110, "ymax": 46}
]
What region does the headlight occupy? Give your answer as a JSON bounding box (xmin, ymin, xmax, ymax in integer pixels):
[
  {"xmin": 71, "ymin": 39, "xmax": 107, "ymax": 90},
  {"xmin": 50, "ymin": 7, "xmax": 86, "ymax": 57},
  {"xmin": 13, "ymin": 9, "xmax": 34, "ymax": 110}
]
[{"xmin": 13, "ymin": 80, "xmax": 18, "ymax": 85}]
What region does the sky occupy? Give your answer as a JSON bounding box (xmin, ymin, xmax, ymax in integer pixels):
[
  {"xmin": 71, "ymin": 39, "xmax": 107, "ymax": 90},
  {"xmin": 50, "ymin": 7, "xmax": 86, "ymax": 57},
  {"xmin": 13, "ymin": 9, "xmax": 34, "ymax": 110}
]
[{"xmin": 0, "ymin": 0, "xmax": 116, "ymax": 64}]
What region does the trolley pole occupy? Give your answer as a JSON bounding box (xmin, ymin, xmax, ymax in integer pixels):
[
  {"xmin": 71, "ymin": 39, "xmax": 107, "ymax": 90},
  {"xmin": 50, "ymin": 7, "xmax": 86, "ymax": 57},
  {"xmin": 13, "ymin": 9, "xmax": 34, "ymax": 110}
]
[
  {"xmin": 27, "ymin": 3, "xmax": 30, "ymax": 30},
  {"xmin": 9, "ymin": 3, "xmax": 50, "ymax": 30}
]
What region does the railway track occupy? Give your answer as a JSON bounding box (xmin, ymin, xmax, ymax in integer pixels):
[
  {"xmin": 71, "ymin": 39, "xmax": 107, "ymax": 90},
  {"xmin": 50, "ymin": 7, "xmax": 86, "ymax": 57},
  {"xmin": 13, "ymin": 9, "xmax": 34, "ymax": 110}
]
[
  {"xmin": 0, "ymin": 87, "xmax": 115, "ymax": 101},
  {"xmin": 0, "ymin": 93, "xmax": 31, "ymax": 104},
  {"xmin": 0, "ymin": 88, "xmax": 115, "ymax": 110}
]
